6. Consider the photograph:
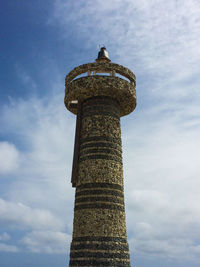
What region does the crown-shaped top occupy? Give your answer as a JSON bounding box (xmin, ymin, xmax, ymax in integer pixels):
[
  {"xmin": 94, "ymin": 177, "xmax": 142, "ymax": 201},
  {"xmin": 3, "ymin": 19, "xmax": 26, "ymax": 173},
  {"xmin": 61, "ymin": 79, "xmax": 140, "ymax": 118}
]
[{"xmin": 96, "ymin": 47, "xmax": 111, "ymax": 62}]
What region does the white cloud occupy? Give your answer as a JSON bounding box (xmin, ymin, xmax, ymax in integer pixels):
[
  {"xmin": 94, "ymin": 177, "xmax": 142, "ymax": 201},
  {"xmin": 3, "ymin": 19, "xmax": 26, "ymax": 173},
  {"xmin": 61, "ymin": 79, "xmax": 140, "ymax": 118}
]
[
  {"xmin": 52, "ymin": 0, "xmax": 200, "ymax": 69},
  {"xmin": 22, "ymin": 231, "xmax": 71, "ymax": 254},
  {"xmin": 0, "ymin": 198, "xmax": 64, "ymax": 231},
  {"xmin": 1, "ymin": 93, "xmax": 74, "ymax": 228},
  {"xmin": 1, "ymin": 93, "xmax": 75, "ymax": 180},
  {"xmin": 0, "ymin": 243, "xmax": 19, "ymax": 253},
  {"xmin": 0, "ymin": 232, "xmax": 10, "ymax": 241},
  {"xmin": 131, "ymin": 237, "xmax": 197, "ymax": 260},
  {"xmin": 123, "ymin": 108, "xmax": 200, "ymax": 261},
  {"xmin": 0, "ymin": 142, "xmax": 19, "ymax": 174},
  {"xmin": 15, "ymin": 64, "xmax": 37, "ymax": 91}
]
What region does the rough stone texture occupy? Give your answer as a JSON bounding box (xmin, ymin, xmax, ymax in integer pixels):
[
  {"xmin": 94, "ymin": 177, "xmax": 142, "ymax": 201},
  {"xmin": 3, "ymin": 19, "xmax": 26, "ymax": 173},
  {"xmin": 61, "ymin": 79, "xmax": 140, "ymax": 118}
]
[
  {"xmin": 77, "ymin": 160, "xmax": 123, "ymax": 185},
  {"xmin": 65, "ymin": 62, "xmax": 136, "ymax": 117},
  {"xmin": 65, "ymin": 62, "xmax": 136, "ymax": 85},
  {"xmin": 65, "ymin": 61, "xmax": 136, "ymax": 266}
]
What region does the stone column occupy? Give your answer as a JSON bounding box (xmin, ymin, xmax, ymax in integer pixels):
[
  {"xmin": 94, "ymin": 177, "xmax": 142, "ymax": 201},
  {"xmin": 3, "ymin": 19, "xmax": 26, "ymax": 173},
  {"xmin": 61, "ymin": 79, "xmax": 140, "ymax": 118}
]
[
  {"xmin": 65, "ymin": 60, "xmax": 136, "ymax": 267},
  {"xmin": 69, "ymin": 96, "xmax": 130, "ymax": 266}
]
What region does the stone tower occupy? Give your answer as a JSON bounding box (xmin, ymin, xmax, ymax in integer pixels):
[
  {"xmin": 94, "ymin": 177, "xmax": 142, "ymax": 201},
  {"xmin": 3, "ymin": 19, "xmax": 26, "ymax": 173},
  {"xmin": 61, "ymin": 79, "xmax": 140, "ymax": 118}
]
[{"xmin": 65, "ymin": 47, "xmax": 136, "ymax": 266}]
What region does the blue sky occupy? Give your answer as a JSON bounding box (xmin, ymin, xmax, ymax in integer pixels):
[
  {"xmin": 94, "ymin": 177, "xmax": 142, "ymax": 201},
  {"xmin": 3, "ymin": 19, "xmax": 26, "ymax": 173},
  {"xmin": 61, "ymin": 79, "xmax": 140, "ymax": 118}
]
[{"xmin": 0, "ymin": 0, "xmax": 200, "ymax": 266}]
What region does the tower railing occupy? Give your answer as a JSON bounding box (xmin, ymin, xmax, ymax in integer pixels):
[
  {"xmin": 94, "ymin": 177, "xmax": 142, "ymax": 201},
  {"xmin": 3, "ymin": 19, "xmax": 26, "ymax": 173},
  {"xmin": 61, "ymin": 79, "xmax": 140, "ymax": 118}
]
[
  {"xmin": 65, "ymin": 62, "xmax": 136, "ymax": 89},
  {"xmin": 65, "ymin": 62, "xmax": 136, "ymax": 117}
]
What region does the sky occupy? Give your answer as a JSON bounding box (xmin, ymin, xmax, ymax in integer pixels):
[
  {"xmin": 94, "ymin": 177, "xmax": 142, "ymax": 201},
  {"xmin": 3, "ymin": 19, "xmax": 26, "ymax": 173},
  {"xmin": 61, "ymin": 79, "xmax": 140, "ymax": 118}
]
[{"xmin": 0, "ymin": 0, "xmax": 200, "ymax": 266}]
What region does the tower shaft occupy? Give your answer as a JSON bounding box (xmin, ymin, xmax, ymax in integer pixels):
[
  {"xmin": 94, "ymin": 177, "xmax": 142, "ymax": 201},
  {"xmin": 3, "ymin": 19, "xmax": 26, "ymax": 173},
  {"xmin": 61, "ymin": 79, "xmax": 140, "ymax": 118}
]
[
  {"xmin": 65, "ymin": 52, "xmax": 136, "ymax": 266},
  {"xmin": 70, "ymin": 96, "xmax": 130, "ymax": 266}
]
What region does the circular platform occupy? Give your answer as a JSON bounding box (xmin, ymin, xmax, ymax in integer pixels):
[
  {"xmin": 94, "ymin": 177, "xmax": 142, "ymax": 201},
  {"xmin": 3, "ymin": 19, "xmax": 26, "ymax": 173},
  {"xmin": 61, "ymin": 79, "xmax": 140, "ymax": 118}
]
[{"xmin": 65, "ymin": 62, "xmax": 136, "ymax": 117}]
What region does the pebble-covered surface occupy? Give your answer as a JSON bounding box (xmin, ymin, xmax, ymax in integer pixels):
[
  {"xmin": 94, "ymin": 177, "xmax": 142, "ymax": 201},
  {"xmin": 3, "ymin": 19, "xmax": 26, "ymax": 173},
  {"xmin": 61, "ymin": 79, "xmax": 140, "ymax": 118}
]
[
  {"xmin": 65, "ymin": 62, "xmax": 136, "ymax": 117},
  {"xmin": 65, "ymin": 62, "xmax": 136, "ymax": 85},
  {"xmin": 65, "ymin": 61, "xmax": 136, "ymax": 266},
  {"xmin": 68, "ymin": 97, "xmax": 131, "ymax": 266}
]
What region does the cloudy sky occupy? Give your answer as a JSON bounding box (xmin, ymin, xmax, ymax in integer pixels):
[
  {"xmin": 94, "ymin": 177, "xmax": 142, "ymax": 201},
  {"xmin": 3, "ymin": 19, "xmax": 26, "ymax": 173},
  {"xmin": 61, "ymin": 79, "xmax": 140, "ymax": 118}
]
[{"xmin": 0, "ymin": 1, "xmax": 200, "ymax": 266}]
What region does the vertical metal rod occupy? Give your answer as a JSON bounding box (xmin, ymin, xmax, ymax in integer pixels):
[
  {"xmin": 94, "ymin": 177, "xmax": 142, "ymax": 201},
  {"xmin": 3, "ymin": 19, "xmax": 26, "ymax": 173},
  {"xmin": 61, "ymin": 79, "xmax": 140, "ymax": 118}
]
[{"xmin": 71, "ymin": 101, "xmax": 82, "ymax": 187}]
